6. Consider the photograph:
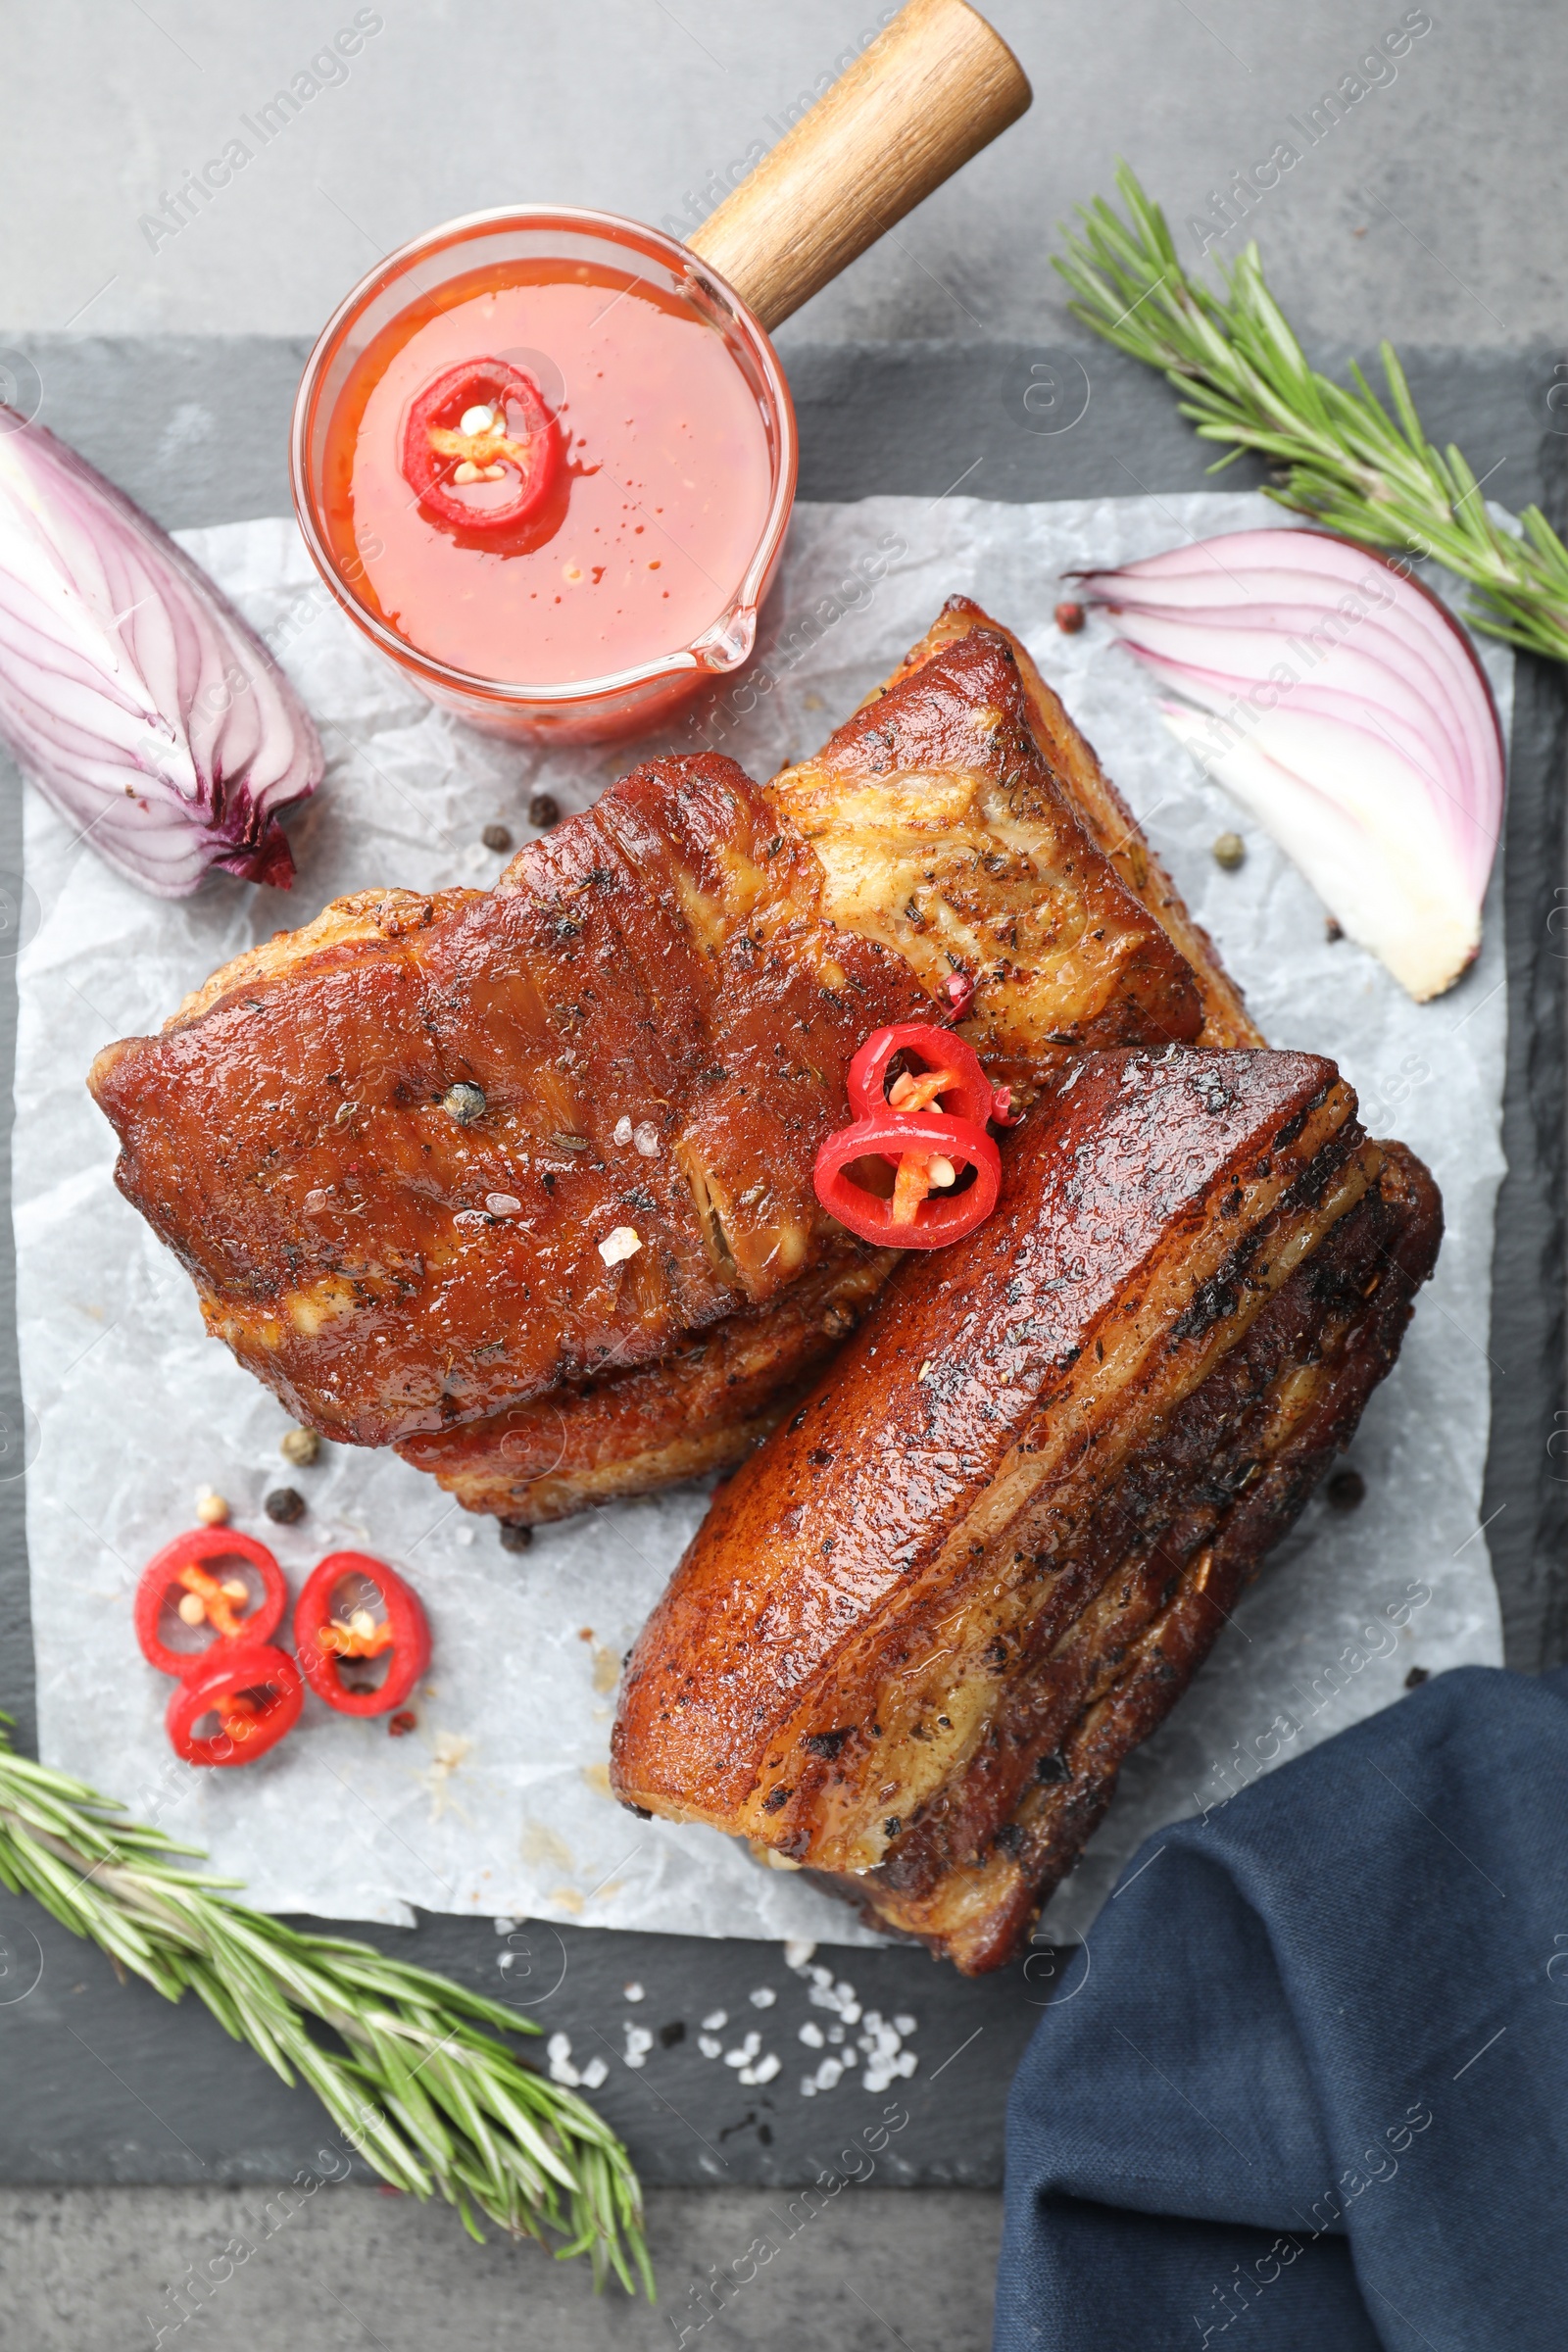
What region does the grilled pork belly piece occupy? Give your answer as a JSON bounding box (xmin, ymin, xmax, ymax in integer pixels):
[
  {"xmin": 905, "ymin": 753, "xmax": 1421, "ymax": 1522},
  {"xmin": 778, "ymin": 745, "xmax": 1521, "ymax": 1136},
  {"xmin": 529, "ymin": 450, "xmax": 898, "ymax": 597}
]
[
  {"xmin": 767, "ymin": 621, "xmax": 1203, "ymax": 1092},
  {"xmin": 90, "ymin": 756, "xmax": 929, "ymax": 1446},
  {"xmin": 90, "ymin": 620, "xmax": 1199, "ymax": 1455},
  {"xmin": 612, "ymin": 1048, "xmax": 1442, "ymax": 1972},
  {"xmin": 401, "ymin": 606, "xmax": 1222, "ymax": 1522},
  {"xmin": 860, "ymin": 596, "xmax": 1262, "ymax": 1051}
]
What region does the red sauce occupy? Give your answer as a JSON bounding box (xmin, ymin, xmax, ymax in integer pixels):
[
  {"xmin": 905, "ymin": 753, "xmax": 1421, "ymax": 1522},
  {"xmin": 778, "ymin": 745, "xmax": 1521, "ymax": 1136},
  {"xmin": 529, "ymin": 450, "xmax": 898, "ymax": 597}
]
[{"xmin": 320, "ymin": 258, "xmax": 775, "ymax": 688}]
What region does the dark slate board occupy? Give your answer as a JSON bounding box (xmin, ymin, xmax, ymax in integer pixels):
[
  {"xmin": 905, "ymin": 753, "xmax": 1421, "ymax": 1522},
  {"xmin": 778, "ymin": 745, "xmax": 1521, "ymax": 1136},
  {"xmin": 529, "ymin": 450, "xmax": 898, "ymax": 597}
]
[{"xmin": 0, "ymin": 336, "xmax": 1561, "ymax": 2189}]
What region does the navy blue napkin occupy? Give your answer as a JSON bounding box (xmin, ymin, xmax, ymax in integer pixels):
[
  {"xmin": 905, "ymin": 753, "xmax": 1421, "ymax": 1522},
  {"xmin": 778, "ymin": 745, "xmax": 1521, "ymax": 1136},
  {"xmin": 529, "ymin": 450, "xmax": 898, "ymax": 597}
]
[{"xmin": 995, "ymin": 1665, "xmax": 1568, "ymax": 2350}]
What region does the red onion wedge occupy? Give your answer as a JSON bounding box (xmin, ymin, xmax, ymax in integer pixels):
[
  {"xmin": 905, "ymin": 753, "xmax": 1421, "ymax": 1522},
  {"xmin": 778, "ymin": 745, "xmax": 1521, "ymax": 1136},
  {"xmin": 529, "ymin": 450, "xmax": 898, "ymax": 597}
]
[
  {"xmin": 0, "ymin": 409, "xmax": 321, "ymax": 897},
  {"xmin": 1076, "ymin": 528, "xmax": 1505, "ymax": 1003}
]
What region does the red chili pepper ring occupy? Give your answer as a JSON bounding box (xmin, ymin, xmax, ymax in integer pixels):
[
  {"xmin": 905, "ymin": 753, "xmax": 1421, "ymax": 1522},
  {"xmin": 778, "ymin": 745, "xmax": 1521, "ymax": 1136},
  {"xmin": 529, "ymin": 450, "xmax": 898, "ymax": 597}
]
[
  {"xmin": 815, "ymin": 1109, "xmax": 1001, "ymax": 1250},
  {"xmin": 134, "ymin": 1528, "xmax": 287, "ymax": 1679},
  {"xmin": 846, "ymin": 1022, "xmax": 996, "ymax": 1131},
  {"xmin": 166, "ymin": 1642, "xmax": 303, "ymax": 1768},
  {"xmin": 294, "ymin": 1552, "xmax": 431, "ymax": 1718},
  {"xmin": 399, "ymin": 358, "xmax": 559, "ymax": 534}
]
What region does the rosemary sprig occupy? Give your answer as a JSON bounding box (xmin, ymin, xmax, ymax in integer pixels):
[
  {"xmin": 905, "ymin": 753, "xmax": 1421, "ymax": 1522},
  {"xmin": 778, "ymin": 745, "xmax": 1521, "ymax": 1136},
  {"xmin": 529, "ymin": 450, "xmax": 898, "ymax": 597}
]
[
  {"xmin": 0, "ymin": 1716, "xmax": 652, "ymax": 2295},
  {"xmin": 1054, "ymin": 162, "xmax": 1568, "ymax": 663}
]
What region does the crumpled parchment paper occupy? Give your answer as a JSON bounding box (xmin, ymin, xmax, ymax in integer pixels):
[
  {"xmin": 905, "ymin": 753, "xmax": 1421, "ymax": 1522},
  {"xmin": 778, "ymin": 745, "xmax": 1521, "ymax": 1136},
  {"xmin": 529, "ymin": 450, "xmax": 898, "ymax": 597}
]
[{"xmin": 15, "ymin": 490, "xmax": 1507, "ymax": 1943}]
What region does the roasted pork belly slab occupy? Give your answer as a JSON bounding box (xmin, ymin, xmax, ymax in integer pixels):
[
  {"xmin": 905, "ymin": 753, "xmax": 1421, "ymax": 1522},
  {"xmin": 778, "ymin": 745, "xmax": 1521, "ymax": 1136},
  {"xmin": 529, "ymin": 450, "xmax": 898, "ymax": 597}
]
[
  {"xmin": 90, "ymin": 756, "xmax": 929, "ymax": 1446},
  {"xmin": 863, "ymin": 597, "xmax": 1262, "ymax": 1051},
  {"xmin": 767, "ymin": 620, "xmax": 1204, "ymax": 1089},
  {"xmin": 612, "ymin": 1049, "xmax": 1442, "ymax": 1971}
]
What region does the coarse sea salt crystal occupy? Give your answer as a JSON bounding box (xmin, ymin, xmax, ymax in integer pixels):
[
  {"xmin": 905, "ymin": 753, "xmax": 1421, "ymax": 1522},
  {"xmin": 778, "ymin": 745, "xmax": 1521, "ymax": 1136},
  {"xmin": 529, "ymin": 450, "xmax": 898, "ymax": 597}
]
[
  {"xmin": 740, "ymin": 2051, "xmax": 781, "ymax": 2086},
  {"xmin": 799, "ymin": 2021, "xmax": 824, "ymax": 2048},
  {"xmin": 612, "ymin": 1115, "xmax": 634, "ymax": 1147},
  {"xmin": 598, "ymin": 1225, "xmax": 642, "ymax": 1266},
  {"xmin": 579, "ymin": 2056, "xmax": 609, "ymax": 2090},
  {"xmin": 749, "ymin": 1985, "xmax": 777, "ymax": 2008},
  {"xmin": 547, "ymin": 2033, "xmax": 580, "ymax": 2086},
  {"xmin": 622, "ymin": 1982, "xmax": 645, "ymax": 2002},
  {"xmin": 698, "ymin": 2034, "xmax": 723, "ymax": 2059},
  {"xmin": 894, "ymin": 2013, "xmax": 917, "ymax": 2036},
  {"xmin": 814, "ymin": 2057, "xmax": 843, "ymax": 2090},
  {"xmin": 724, "ymin": 2033, "xmax": 761, "ymax": 2068},
  {"xmin": 783, "ymin": 1939, "xmax": 816, "ymax": 1970},
  {"xmin": 701, "ymin": 2008, "xmax": 727, "ymax": 2032},
  {"xmin": 623, "ymin": 2025, "xmax": 654, "ymax": 2069}
]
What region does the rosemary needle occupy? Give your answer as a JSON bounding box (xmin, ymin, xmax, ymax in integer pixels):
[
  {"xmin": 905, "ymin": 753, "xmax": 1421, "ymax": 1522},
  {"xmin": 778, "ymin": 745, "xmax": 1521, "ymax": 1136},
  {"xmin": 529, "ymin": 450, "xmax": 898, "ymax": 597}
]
[
  {"xmin": 1054, "ymin": 163, "xmax": 1568, "ymax": 663},
  {"xmin": 0, "ymin": 1716, "xmax": 652, "ymax": 2294}
]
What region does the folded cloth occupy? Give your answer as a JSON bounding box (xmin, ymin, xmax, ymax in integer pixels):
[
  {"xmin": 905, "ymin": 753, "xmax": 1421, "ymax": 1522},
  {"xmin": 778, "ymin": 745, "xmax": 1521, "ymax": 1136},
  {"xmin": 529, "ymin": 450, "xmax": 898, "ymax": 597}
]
[{"xmin": 995, "ymin": 1665, "xmax": 1568, "ymax": 2351}]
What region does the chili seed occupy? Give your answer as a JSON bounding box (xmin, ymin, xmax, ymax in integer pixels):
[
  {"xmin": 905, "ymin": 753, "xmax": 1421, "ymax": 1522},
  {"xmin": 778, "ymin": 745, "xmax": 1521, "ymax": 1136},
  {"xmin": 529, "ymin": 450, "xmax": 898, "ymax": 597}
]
[
  {"xmin": 481, "ymin": 823, "xmax": 513, "ymax": 854},
  {"xmin": 1054, "ymin": 600, "xmax": 1085, "ymax": 634},
  {"xmin": 388, "ymin": 1709, "xmax": 418, "ymax": 1737},
  {"xmin": 195, "ymin": 1490, "xmax": 228, "ymax": 1527},
  {"xmin": 280, "ymin": 1427, "xmax": 320, "ymax": 1468},
  {"xmin": 443, "ymin": 1082, "xmax": 487, "ymax": 1124},
  {"xmin": 265, "ymin": 1487, "xmax": 307, "ymax": 1525},
  {"xmin": 528, "ymin": 793, "xmax": 561, "ymax": 830},
  {"xmin": 176, "ymin": 1593, "xmax": 207, "ymax": 1627},
  {"xmin": 551, "ymin": 1131, "xmax": 590, "ymax": 1152},
  {"xmin": 1212, "ymin": 831, "xmax": 1246, "ymax": 871},
  {"xmin": 499, "ymin": 1520, "xmax": 534, "ymax": 1553}
]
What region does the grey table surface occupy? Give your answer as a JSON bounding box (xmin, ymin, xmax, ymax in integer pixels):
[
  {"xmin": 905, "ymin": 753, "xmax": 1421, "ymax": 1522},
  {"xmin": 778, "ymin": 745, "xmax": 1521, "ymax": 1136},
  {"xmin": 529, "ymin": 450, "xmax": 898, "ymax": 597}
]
[{"xmin": 1, "ymin": 5, "xmax": 1566, "ymax": 2347}]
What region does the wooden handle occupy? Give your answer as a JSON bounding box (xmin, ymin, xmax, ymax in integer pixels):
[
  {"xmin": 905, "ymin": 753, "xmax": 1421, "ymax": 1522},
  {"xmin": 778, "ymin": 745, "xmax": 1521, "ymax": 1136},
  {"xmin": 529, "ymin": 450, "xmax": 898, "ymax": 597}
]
[{"xmin": 685, "ymin": 0, "xmax": 1031, "ymax": 331}]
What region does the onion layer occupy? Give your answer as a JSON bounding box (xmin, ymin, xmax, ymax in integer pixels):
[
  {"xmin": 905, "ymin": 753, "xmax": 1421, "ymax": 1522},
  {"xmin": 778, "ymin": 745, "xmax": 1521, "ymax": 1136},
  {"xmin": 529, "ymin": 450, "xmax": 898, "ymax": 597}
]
[
  {"xmin": 1077, "ymin": 528, "xmax": 1504, "ymax": 1002},
  {"xmin": 0, "ymin": 409, "xmax": 322, "ymax": 897}
]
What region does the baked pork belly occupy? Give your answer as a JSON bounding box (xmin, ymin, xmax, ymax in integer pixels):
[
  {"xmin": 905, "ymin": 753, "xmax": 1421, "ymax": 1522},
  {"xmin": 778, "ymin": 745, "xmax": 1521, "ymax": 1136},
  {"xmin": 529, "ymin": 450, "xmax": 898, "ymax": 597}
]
[
  {"xmin": 400, "ymin": 602, "xmax": 1235, "ymax": 1522},
  {"xmin": 860, "ymin": 597, "xmax": 1261, "ymax": 1051},
  {"xmin": 90, "ymin": 615, "xmax": 1200, "ymax": 1458},
  {"xmin": 90, "ymin": 755, "xmax": 929, "ymax": 1446},
  {"xmin": 612, "ymin": 1048, "xmax": 1442, "ymax": 1971}
]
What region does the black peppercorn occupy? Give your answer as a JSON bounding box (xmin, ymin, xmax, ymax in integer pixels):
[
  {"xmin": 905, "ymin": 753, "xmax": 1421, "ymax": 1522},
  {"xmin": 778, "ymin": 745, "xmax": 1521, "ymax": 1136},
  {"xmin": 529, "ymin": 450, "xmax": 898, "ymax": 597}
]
[
  {"xmin": 499, "ymin": 1520, "xmax": 534, "ymax": 1552},
  {"xmin": 1326, "ymin": 1468, "xmax": 1365, "ymax": 1511},
  {"xmin": 481, "ymin": 823, "xmax": 513, "ymax": 854},
  {"xmin": 1404, "ymin": 1666, "xmax": 1430, "ymax": 1690},
  {"xmin": 528, "ymin": 792, "xmax": 561, "ymax": 830},
  {"xmin": 264, "ymin": 1487, "xmax": 306, "ymax": 1525}
]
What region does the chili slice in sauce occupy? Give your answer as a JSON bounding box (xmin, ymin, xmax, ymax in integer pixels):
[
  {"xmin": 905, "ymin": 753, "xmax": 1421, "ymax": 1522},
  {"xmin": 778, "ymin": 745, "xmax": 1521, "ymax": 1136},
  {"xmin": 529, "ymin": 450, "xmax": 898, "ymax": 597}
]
[
  {"xmin": 293, "ymin": 1552, "xmax": 431, "ymax": 1718},
  {"xmin": 399, "ymin": 359, "xmax": 559, "ymax": 533},
  {"xmin": 134, "ymin": 1529, "xmax": 287, "ymax": 1678},
  {"xmin": 815, "ymin": 1108, "xmax": 1001, "ymax": 1250},
  {"xmin": 166, "ymin": 1642, "xmax": 303, "ymax": 1768}
]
